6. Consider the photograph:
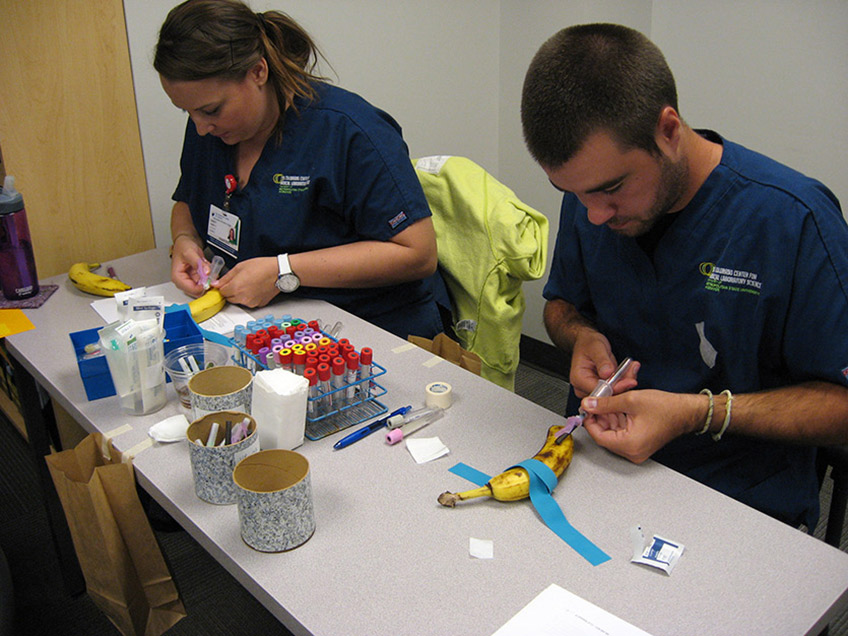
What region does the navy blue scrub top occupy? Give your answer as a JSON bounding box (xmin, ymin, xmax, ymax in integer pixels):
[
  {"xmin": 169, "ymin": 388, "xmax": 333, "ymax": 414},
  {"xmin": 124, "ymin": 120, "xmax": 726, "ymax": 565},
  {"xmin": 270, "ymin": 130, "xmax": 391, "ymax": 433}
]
[
  {"xmin": 544, "ymin": 131, "xmax": 848, "ymax": 529},
  {"xmin": 173, "ymin": 82, "xmax": 443, "ymax": 340}
]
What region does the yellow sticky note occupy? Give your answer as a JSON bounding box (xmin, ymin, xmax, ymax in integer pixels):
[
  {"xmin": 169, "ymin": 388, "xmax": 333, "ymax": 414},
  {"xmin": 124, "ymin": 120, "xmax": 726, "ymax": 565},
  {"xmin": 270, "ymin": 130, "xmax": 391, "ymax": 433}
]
[{"xmin": 0, "ymin": 309, "xmax": 35, "ymax": 338}]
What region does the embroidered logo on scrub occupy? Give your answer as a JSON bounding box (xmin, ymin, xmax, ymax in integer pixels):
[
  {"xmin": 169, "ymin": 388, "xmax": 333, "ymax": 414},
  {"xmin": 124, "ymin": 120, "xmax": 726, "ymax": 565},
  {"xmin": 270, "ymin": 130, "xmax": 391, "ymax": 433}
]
[
  {"xmin": 700, "ymin": 262, "xmax": 762, "ymax": 296},
  {"xmin": 273, "ymin": 174, "xmax": 310, "ymax": 194},
  {"xmin": 388, "ymin": 211, "xmax": 408, "ymax": 229}
]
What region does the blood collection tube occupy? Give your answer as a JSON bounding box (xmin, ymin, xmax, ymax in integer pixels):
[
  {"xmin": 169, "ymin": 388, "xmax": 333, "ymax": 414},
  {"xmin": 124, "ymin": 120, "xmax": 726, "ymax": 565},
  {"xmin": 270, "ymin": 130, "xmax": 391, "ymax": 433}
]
[
  {"xmin": 304, "ymin": 367, "xmax": 318, "ymax": 419},
  {"xmin": 292, "ymin": 349, "xmax": 306, "ymax": 375},
  {"xmin": 317, "ymin": 363, "xmax": 332, "ymax": 414},
  {"xmin": 278, "ymin": 348, "xmax": 292, "ymax": 372},
  {"xmin": 332, "ymin": 356, "xmax": 346, "ymax": 408},
  {"xmin": 359, "ymin": 347, "xmax": 373, "ymax": 399},
  {"xmin": 345, "ymin": 352, "xmax": 359, "ymax": 406},
  {"xmin": 258, "ymin": 346, "xmax": 274, "ymax": 369}
]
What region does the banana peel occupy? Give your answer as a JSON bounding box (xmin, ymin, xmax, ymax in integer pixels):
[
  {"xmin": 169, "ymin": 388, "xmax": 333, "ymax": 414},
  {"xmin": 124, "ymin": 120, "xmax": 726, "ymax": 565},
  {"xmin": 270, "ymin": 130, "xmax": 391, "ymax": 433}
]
[
  {"xmin": 189, "ymin": 288, "xmax": 227, "ymax": 323},
  {"xmin": 68, "ymin": 262, "xmax": 132, "ymax": 297},
  {"xmin": 438, "ymin": 424, "xmax": 573, "ymax": 507}
]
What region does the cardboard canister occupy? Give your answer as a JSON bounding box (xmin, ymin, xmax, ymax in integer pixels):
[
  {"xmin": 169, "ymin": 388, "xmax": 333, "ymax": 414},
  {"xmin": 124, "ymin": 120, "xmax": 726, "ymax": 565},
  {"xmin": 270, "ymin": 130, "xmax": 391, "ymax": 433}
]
[
  {"xmin": 233, "ymin": 449, "xmax": 315, "ymax": 552},
  {"xmin": 188, "ymin": 366, "xmax": 253, "ymax": 420},
  {"xmin": 187, "ymin": 411, "xmax": 259, "ymax": 504}
]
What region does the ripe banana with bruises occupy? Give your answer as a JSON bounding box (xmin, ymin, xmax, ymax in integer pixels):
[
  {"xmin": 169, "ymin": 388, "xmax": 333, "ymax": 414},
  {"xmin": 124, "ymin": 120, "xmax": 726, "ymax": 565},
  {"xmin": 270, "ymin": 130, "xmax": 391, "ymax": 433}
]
[
  {"xmin": 68, "ymin": 262, "xmax": 132, "ymax": 297},
  {"xmin": 438, "ymin": 424, "xmax": 573, "ymax": 507},
  {"xmin": 189, "ymin": 288, "xmax": 227, "ymax": 323}
]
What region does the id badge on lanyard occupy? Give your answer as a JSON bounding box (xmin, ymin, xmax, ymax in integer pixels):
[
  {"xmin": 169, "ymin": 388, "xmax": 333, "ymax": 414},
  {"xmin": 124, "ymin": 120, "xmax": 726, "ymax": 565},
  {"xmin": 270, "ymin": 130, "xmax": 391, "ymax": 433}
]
[{"xmin": 207, "ymin": 174, "xmax": 240, "ymax": 258}]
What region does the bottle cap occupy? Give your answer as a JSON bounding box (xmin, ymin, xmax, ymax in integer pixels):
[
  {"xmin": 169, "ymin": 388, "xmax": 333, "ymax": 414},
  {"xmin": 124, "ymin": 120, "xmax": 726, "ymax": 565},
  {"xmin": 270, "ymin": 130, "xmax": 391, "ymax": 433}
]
[
  {"xmin": 0, "ymin": 175, "xmax": 23, "ymax": 214},
  {"xmin": 359, "ymin": 347, "xmax": 373, "ymax": 365},
  {"xmin": 332, "ymin": 357, "xmax": 346, "ymax": 375}
]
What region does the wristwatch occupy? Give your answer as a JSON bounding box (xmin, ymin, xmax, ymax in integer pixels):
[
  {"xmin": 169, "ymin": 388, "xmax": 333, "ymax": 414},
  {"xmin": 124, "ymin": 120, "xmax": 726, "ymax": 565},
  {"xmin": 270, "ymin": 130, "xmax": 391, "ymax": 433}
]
[{"xmin": 275, "ymin": 253, "xmax": 300, "ymax": 293}]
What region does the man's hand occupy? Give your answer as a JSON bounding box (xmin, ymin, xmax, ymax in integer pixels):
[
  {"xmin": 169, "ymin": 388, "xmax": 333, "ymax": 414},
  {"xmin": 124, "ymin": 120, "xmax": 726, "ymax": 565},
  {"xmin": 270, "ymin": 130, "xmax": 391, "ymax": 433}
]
[{"xmin": 581, "ymin": 389, "xmax": 703, "ymax": 463}]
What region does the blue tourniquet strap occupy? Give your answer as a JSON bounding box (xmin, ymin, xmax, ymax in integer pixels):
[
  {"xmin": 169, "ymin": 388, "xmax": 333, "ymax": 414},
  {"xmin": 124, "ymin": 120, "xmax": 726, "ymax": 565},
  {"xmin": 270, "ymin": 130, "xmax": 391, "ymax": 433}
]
[
  {"xmin": 449, "ymin": 462, "xmax": 490, "ymax": 486},
  {"xmin": 512, "ymin": 459, "xmax": 610, "ymax": 566},
  {"xmin": 447, "ymin": 460, "xmax": 611, "ymax": 566}
]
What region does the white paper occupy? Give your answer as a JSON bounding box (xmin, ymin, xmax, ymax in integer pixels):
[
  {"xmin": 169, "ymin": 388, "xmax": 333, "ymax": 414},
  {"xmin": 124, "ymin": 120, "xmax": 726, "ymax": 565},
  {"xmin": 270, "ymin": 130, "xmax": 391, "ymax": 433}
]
[
  {"xmin": 492, "ymin": 583, "xmax": 654, "ymax": 636},
  {"xmin": 469, "ymin": 537, "xmax": 494, "ymax": 559},
  {"xmin": 148, "ymin": 414, "xmax": 190, "ymax": 443},
  {"xmin": 91, "ymin": 281, "xmax": 254, "ymax": 334},
  {"xmin": 405, "ymin": 436, "xmax": 449, "ymax": 463}
]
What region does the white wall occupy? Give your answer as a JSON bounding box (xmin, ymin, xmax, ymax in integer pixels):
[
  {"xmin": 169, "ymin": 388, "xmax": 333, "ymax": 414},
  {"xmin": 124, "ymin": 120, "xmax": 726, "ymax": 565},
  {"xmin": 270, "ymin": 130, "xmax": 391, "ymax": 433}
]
[{"xmin": 125, "ymin": 0, "xmax": 848, "ymax": 345}]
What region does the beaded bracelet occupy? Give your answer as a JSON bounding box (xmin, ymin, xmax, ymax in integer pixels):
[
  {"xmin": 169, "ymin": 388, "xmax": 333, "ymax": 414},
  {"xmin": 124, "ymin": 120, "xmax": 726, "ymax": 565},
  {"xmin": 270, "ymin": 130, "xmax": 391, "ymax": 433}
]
[
  {"xmin": 712, "ymin": 389, "xmax": 733, "ymax": 442},
  {"xmin": 697, "ymin": 388, "xmax": 714, "ymax": 435}
]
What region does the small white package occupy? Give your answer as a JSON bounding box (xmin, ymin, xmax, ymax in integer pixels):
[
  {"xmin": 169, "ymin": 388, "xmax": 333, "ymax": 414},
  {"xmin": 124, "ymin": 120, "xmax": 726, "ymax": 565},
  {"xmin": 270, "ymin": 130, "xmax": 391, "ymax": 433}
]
[
  {"xmin": 252, "ymin": 368, "xmax": 308, "ymax": 450},
  {"xmin": 631, "ymin": 526, "xmax": 684, "ymax": 575}
]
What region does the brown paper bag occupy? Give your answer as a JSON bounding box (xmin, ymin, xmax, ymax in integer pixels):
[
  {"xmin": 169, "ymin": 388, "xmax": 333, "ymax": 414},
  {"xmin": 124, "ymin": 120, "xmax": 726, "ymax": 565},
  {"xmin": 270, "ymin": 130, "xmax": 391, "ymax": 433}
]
[
  {"xmin": 408, "ymin": 332, "xmax": 483, "ymax": 375},
  {"xmin": 45, "ymin": 433, "xmax": 186, "ymax": 636}
]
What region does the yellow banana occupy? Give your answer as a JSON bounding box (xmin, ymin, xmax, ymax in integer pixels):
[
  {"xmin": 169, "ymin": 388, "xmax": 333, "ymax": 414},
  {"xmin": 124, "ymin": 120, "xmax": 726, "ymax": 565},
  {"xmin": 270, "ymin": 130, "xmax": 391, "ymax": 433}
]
[
  {"xmin": 68, "ymin": 262, "xmax": 132, "ymax": 297},
  {"xmin": 189, "ymin": 288, "xmax": 227, "ymax": 323},
  {"xmin": 438, "ymin": 424, "xmax": 573, "ymax": 507}
]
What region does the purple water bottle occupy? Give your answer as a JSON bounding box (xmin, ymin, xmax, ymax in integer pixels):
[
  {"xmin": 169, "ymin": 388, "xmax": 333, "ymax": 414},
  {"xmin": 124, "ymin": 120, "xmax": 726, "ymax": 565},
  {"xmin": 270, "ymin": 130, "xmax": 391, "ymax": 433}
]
[{"xmin": 0, "ymin": 176, "xmax": 40, "ymax": 300}]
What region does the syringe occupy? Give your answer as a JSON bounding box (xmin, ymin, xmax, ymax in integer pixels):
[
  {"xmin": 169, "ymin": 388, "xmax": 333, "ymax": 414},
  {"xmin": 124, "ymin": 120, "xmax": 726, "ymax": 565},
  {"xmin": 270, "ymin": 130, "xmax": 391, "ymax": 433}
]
[{"xmin": 557, "ymin": 356, "xmax": 633, "ymax": 442}]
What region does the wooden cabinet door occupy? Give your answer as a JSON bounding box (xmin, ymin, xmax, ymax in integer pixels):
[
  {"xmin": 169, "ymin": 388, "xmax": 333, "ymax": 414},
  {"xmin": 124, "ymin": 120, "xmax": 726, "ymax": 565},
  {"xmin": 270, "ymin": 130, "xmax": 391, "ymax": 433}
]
[{"xmin": 0, "ymin": 0, "xmax": 154, "ymax": 277}]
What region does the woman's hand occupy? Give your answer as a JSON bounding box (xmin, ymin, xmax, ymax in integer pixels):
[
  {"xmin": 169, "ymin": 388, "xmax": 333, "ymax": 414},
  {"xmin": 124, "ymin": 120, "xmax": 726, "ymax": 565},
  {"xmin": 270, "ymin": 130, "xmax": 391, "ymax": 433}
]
[
  {"xmin": 170, "ymin": 234, "xmax": 207, "ymax": 297},
  {"xmin": 213, "ymin": 256, "xmax": 279, "ymax": 308}
]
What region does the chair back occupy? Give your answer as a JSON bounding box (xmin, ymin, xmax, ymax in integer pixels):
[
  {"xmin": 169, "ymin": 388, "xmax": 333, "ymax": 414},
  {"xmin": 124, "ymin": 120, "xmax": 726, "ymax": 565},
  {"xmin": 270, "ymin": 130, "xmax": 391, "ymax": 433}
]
[{"xmin": 413, "ymin": 156, "xmax": 548, "ymax": 390}]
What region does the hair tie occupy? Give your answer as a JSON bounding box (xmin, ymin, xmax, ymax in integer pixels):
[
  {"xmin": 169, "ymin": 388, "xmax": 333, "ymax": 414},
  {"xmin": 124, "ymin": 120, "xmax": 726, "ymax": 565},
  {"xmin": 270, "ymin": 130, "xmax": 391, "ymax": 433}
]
[{"xmin": 256, "ymin": 11, "xmax": 267, "ymax": 31}]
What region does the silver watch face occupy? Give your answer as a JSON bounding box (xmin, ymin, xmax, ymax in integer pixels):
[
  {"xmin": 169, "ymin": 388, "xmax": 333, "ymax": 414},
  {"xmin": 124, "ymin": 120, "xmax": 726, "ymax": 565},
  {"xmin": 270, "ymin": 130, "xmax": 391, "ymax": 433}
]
[{"xmin": 276, "ymin": 273, "xmax": 300, "ymax": 293}]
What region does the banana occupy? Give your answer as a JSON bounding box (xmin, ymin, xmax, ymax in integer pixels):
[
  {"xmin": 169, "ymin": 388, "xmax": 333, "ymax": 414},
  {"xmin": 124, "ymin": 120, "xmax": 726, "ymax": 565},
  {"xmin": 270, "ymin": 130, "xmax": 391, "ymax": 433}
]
[
  {"xmin": 438, "ymin": 424, "xmax": 573, "ymax": 507},
  {"xmin": 68, "ymin": 262, "xmax": 132, "ymax": 297},
  {"xmin": 189, "ymin": 288, "xmax": 227, "ymax": 323}
]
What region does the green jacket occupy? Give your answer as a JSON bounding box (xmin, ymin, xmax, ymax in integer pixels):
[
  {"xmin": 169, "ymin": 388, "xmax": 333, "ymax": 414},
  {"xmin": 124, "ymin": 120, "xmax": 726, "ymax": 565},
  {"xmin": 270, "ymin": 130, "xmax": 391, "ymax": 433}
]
[{"xmin": 414, "ymin": 156, "xmax": 548, "ymax": 390}]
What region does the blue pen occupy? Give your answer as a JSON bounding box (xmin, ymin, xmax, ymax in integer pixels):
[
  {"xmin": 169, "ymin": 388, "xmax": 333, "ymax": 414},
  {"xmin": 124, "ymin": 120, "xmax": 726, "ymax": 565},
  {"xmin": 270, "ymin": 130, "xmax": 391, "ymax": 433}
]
[{"xmin": 333, "ymin": 406, "xmax": 412, "ymax": 450}]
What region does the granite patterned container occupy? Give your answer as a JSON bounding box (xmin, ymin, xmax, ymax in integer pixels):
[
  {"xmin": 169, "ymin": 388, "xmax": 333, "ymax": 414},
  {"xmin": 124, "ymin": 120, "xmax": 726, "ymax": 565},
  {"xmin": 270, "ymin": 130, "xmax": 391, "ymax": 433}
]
[
  {"xmin": 233, "ymin": 449, "xmax": 315, "ymax": 552},
  {"xmin": 187, "ymin": 411, "xmax": 259, "ymax": 504},
  {"xmin": 188, "ymin": 366, "xmax": 253, "ymax": 420}
]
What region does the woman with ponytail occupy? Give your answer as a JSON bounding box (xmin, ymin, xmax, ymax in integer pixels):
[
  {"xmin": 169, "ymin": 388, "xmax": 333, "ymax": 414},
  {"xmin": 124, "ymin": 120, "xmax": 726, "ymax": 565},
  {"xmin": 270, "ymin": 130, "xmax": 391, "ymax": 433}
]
[{"xmin": 155, "ymin": 0, "xmax": 444, "ymax": 339}]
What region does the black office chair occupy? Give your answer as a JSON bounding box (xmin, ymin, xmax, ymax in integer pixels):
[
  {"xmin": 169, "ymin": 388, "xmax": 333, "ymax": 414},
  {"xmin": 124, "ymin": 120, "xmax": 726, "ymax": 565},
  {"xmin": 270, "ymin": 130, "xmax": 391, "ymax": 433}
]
[{"xmin": 817, "ymin": 445, "xmax": 848, "ymax": 548}]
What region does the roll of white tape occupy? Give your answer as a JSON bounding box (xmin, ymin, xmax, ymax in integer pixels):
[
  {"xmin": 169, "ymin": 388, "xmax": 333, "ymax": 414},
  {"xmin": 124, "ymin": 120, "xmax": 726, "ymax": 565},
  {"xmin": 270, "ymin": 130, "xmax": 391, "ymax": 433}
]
[{"xmin": 425, "ymin": 381, "xmax": 453, "ymax": 409}]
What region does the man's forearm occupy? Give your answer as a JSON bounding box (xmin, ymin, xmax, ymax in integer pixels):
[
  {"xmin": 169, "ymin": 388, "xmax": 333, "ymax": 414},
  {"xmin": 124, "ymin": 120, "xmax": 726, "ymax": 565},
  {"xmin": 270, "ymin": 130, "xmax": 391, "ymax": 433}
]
[
  {"xmin": 702, "ymin": 381, "xmax": 848, "ymax": 445},
  {"xmin": 543, "ymin": 298, "xmax": 597, "ymax": 354}
]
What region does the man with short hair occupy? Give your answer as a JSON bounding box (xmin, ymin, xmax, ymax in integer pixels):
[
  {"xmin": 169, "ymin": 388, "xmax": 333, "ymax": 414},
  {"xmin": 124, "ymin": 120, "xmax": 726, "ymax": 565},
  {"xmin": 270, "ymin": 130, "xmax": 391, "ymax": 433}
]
[{"xmin": 521, "ymin": 23, "xmax": 848, "ymax": 529}]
